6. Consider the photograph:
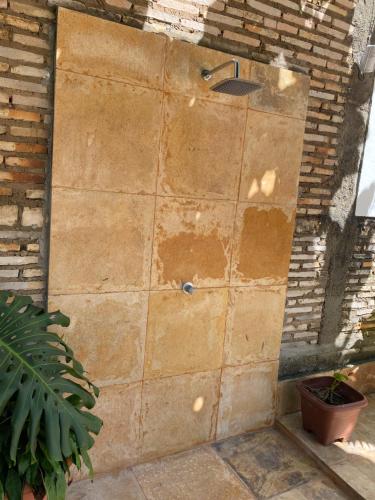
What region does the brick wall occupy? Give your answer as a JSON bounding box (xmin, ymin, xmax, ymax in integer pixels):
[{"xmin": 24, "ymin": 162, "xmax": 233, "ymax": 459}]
[{"xmin": 0, "ymin": 0, "xmax": 374, "ymax": 371}]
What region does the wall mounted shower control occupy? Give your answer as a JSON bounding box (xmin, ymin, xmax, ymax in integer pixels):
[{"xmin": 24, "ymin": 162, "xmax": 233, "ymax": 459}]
[{"xmin": 182, "ymin": 282, "xmax": 195, "ymax": 295}]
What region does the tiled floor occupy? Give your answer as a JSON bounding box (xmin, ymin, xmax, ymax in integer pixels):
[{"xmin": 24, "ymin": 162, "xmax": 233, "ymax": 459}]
[
  {"xmin": 278, "ymin": 392, "xmax": 375, "ymax": 500},
  {"xmin": 67, "ymin": 427, "xmax": 349, "ymax": 499}
]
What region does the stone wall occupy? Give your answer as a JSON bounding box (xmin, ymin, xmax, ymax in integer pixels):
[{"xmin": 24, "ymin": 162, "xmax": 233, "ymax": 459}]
[{"xmin": 0, "ymin": 0, "xmax": 375, "ymax": 375}]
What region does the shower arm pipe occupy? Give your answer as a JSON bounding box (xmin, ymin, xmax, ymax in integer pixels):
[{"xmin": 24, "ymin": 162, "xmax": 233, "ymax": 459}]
[{"xmin": 201, "ymin": 59, "xmax": 239, "ymax": 81}]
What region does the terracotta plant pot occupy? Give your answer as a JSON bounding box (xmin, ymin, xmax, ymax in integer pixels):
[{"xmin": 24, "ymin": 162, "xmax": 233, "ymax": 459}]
[
  {"xmin": 297, "ymin": 376, "xmax": 368, "ymax": 445},
  {"xmin": 5, "ymin": 485, "xmax": 46, "ymax": 500}
]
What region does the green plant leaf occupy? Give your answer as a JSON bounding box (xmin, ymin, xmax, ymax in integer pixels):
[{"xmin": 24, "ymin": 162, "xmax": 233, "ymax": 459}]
[
  {"xmin": 333, "ymin": 372, "xmax": 349, "ymax": 382},
  {"xmin": 5, "ymin": 469, "xmax": 22, "ymax": 500},
  {"xmin": 0, "ymin": 292, "xmax": 103, "ymax": 464}
]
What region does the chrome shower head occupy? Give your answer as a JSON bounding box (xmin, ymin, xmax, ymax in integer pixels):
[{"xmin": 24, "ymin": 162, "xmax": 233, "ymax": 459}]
[
  {"xmin": 210, "ymin": 78, "xmax": 262, "ymax": 96},
  {"xmin": 201, "ymin": 59, "xmax": 262, "ymax": 96}
]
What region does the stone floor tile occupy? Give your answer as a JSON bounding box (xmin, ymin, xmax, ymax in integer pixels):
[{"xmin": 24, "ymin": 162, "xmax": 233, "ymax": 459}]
[
  {"xmin": 277, "ymin": 412, "xmax": 347, "ymax": 465},
  {"xmin": 133, "ymin": 446, "xmax": 255, "ymax": 500},
  {"xmin": 269, "ymin": 477, "xmax": 349, "ymax": 499},
  {"xmin": 67, "ymin": 469, "xmax": 146, "ymax": 500},
  {"xmin": 277, "ymin": 395, "xmax": 375, "ymax": 500},
  {"xmin": 213, "ymin": 429, "xmax": 320, "ymax": 499}
]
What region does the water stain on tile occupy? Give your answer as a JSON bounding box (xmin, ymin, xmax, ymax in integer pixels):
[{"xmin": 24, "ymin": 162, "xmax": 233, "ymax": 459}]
[
  {"xmin": 231, "ymin": 204, "xmax": 295, "ymax": 285},
  {"xmin": 152, "ymin": 197, "xmax": 235, "ymax": 289}
]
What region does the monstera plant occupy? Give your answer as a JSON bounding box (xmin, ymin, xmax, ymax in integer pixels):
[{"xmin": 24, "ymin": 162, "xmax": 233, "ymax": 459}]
[{"xmin": 0, "ymin": 292, "xmax": 103, "ymax": 500}]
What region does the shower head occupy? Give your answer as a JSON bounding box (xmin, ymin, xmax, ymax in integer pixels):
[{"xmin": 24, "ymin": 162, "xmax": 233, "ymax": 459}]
[
  {"xmin": 201, "ymin": 59, "xmax": 262, "ymax": 96},
  {"xmin": 210, "ymin": 78, "xmax": 262, "ymax": 96}
]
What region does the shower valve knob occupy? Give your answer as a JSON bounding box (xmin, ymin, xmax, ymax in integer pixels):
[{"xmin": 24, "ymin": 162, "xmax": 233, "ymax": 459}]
[{"xmin": 182, "ymin": 282, "xmax": 195, "ymax": 295}]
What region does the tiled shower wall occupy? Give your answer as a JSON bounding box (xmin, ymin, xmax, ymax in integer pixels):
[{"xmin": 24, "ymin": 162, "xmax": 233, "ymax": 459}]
[{"xmin": 49, "ymin": 9, "xmax": 310, "ymax": 471}]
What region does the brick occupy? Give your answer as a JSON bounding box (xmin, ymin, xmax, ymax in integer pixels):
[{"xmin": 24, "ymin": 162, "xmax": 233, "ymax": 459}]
[
  {"xmin": 0, "ymin": 77, "xmax": 47, "ymax": 94},
  {"xmin": 0, "ymin": 242, "xmax": 20, "ymax": 251},
  {"xmin": 297, "ymin": 52, "xmax": 326, "ymax": 67},
  {"xmin": 12, "ymin": 94, "xmax": 49, "ymax": 109},
  {"xmin": 104, "ymin": 0, "xmax": 132, "ymax": 9},
  {"xmin": 317, "ymin": 23, "xmax": 346, "ymax": 40},
  {"xmin": 26, "ymin": 243, "xmax": 39, "ymax": 251},
  {"xmin": 0, "ymin": 270, "xmax": 19, "ymax": 278},
  {"xmin": 0, "ymin": 171, "xmax": 45, "ymax": 183},
  {"xmin": 22, "ymin": 267, "xmax": 43, "ymax": 277},
  {"xmin": 247, "ymin": 0, "xmax": 281, "ymax": 16},
  {"xmin": 21, "ymin": 207, "xmax": 43, "ymax": 227},
  {"xmin": 25, "ymin": 189, "xmax": 44, "ymax": 199},
  {"xmin": 0, "ymin": 281, "xmax": 44, "ymax": 291},
  {"xmin": 10, "ymin": 126, "xmax": 48, "ymax": 139},
  {"xmin": 5, "ymin": 157, "xmax": 45, "ymax": 168},
  {"xmin": 277, "ymin": 21, "xmax": 298, "ymax": 34},
  {"xmin": 0, "ymin": 13, "xmax": 39, "ymax": 32},
  {"xmin": 13, "ymin": 33, "xmax": 49, "ymax": 49},
  {"xmin": 222, "ymin": 30, "xmax": 260, "ymax": 47},
  {"xmin": 11, "ymin": 65, "xmax": 49, "ymax": 78},
  {"xmin": 332, "ymin": 18, "xmax": 353, "ymax": 33},
  {"xmin": 283, "ymin": 12, "xmax": 314, "ymax": 28},
  {"xmin": 0, "ymin": 46, "xmax": 43, "ymax": 64},
  {"xmin": 0, "ymin": 142, "xmax": 47, "ymax": 154},
  {"xmin": 313, "ymin": 46, "xmax": 343, "ymax": 61},
  {"xmin": 0, "ymin": 205, "xmax": 18, "ymax": 225},
  {"xmin": 0, "ymin": 187, "xmax": 12, "ymax": 196},
  {"xmin": 0, "ymin": 108, "xmax": 41, "ymax": 122},
  {"xmin": 281, "ymin": 35, "xmax": 311, "ymax": 50},
  {"xmin": 206, "ymin": 11, "xmax": 243, "ymax": 27},
  {"xmin": 10, "ymin": 1, "xmax": 53, "ymax": 19}
]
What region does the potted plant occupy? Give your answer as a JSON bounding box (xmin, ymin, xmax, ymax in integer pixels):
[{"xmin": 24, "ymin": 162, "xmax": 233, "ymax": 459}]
[
  {"xmin": 297, "ymin": 372, "xmax": 368, "ymax": 445},
  {"xmin": 0, "ymin": 292, "xmax": 103, "ymax": 500}
]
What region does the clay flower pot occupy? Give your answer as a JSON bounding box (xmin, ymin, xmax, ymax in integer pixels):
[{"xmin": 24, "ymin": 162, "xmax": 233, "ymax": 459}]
[
  {"xmin": 5, "ymin": 485, "xmax": 46, "ymax": 500},
  {"xmin": 22, "ymin": 485, "xmax": 46, "ymax": 500},
  {"xmin": 297, "ymin": 376, "xmax": 368, "ymax": 445}
]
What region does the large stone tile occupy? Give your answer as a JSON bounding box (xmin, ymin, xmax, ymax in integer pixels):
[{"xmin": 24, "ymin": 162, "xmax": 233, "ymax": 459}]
[
  {"xmin": 271, "ymin": 478, "xmax": 348, "ymax": 499},
  {"xmin": 231, "ymin": 204, "xmax": 295, "ymax": 286},
  {"xmin": 217, "ymin": 362, "xmax": 278, "ymax": 439},
  {"xmin": 141, "ymin": 371, "xmax": 220, "ymax": 460},
  {"xmin": 239, "ymin": 111, "xmax": 305, "ymax": 206},
  {"xmin": 49, "ymin": 189, "xmax": 154, "ymax": 294},
  {"xmin": 164, "ymin": 38, "xmax": 250, "ymax": 107},
  {"xmin": 67, "ymin": 469, "xmax": 146, "ymax": 500},
  {"xmin": 158, "ymin": 93, "xmax": 246, "ymax": 200},
  {"xmin": 53, "ymin": 70, "xmax": 162, "ymax": 195},
  {"xmin": 151, "ymin": 197, "xmax": 235, "ymax": 289},
  {"xmin": 330, "ymin": 460, "xmax": 375, "ymax": 499},
  {"xmin": 224, "ymin": 286, "xmax": 286, "ymax": 366},
  {"xmin": 144, "ymin": 288, "xmax": 228, "ymax": 379},
  {"xmin": 133, "ymin": 447, "xmax": 254, "ymax": 500},
  {"xmin": 48, "ymin": 292, "xmax": 148, "ymax": 386},
  {"xmin": 56, "ymin": 8, "xmax": 166, "ymax": 89},
  {"xmin": 248, "ymin": 62, "xmax": 309, "ymax": 120},
  {"xmin": 89, "ymin": 383, "xmax": 142, "ymax": 474},
  {"xmin": 213, "ymin": 429, "xmax": 320, "ymax": 499}
]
